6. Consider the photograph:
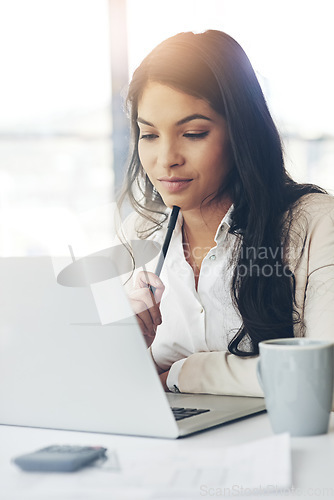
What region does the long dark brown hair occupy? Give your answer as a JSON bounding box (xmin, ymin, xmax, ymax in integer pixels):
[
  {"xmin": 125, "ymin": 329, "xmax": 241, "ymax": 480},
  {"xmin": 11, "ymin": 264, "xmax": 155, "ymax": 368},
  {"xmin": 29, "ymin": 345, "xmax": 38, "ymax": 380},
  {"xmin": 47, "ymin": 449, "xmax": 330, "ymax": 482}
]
[{"xmin": 118, "ymin": 30, "xmax": 326, "ymax": 355}]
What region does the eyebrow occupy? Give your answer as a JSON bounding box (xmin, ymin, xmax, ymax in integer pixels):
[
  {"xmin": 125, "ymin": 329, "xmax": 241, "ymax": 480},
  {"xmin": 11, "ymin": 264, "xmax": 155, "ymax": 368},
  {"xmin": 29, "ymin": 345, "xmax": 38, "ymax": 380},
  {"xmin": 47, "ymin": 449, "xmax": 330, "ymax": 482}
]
[{"xmin": 137, "ymin": 114, "xmax": 213, "ymax": 127}]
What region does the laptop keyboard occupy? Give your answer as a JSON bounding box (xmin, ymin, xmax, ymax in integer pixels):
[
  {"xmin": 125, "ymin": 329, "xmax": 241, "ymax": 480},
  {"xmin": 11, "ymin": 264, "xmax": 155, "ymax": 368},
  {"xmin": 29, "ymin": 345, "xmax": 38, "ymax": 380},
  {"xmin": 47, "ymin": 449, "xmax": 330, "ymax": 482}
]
[{"xmin": 171, "ymin": 407, "xmax": 210, "ymax": 421}]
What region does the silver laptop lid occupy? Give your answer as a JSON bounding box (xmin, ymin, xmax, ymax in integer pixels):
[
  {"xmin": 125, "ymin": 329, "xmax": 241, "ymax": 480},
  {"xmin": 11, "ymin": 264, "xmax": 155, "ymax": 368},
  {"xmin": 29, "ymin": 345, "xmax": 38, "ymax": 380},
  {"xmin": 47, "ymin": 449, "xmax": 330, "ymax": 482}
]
[{"xmin": 0, "ymin": 256, "xmax": 179, "ymax": 438}]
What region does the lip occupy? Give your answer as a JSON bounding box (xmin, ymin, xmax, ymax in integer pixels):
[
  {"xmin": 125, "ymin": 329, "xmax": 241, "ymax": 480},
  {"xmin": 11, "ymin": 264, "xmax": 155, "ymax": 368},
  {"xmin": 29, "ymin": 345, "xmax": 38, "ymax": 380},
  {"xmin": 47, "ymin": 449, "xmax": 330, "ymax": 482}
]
[{"xmin": 158, "ymin": 177, "xmax": 193, "ymax": 193}]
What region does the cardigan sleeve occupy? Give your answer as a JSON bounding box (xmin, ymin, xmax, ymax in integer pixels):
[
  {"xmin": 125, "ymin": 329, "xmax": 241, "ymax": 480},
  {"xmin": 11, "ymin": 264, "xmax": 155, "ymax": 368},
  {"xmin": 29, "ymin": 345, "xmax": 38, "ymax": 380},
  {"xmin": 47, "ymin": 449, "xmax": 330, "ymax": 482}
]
[
  {"xmin": 178, "ymin": 352, "xmax": 263, "ymax": 397},
  {"xmin": 300, "ymin": 199, "xmax": 334, "ymax": 342}
]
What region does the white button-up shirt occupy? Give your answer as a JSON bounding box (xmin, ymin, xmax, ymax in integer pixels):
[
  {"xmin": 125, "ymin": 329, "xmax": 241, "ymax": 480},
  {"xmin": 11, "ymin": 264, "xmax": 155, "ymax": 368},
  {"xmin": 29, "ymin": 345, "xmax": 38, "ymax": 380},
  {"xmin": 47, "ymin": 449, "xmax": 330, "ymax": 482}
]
[{"xmin": 147, "ymin": 205, "xmax": 243, "ymax": 391}]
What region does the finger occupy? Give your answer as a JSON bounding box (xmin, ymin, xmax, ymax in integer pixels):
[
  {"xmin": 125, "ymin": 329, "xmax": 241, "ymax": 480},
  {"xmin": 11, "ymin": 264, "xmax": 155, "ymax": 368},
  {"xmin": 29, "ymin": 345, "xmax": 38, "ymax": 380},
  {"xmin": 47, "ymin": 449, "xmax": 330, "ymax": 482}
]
[
  {"xmin": 152, "ymin": 284, "xmax": 164, "ymax": 305},
  {"xmin": 130, "ymin": 293, "xmax": 161, "ymax": 330},
  {"xmin": 136, "ymin": 305, "xmax": 157, "ymax": 342},
  {"xmin": 130, "ymin": 274, "xmax": 164, "ymax": 327},
  {"xmin": 129, "ymin": 288, "xmax": 161, "ymax": 325},
  {"xmin": 136, "ymin": 271, "xmax": 165, "ymax": 309},
  {"xmin": 141, "ymin": 284, "xmax": 162, "ymax": 327},
  {"xmin": 129, "ymin": 287, "xmax": 156, "ymax": 312},
  {"xmin": 136, "ymin": 314, "xmax": 147, "ymax": 334},
  {"xmin": 135, "ymin": 315, "xmax": 155, "ymax": 347},
  {"xmin": 136, "ymin": 313, "xmax": 154, "ymax": 336},
  {"xmin": 136, "ymin": 271, "xmax": 165, "ymax": 295},
  {"xmin": 137, "ymin": 306, "xmax": 156, "ymax": 333},
  {"xmin": 129, "ymin": 290, "xmax": 157, "ymax": 327}
]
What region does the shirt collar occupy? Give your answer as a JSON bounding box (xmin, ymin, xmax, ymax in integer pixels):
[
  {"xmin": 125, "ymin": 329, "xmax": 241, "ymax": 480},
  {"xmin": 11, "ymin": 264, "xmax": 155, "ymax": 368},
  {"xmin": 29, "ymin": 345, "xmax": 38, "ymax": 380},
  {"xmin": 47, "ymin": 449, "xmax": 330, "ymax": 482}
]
[
  {"xmin": 214, "ymin": 203, "xmax": 234, "ymax": 242},
  {"xmin": 151, "ymin": 203, "xmax": 234, "ymax": 244}
]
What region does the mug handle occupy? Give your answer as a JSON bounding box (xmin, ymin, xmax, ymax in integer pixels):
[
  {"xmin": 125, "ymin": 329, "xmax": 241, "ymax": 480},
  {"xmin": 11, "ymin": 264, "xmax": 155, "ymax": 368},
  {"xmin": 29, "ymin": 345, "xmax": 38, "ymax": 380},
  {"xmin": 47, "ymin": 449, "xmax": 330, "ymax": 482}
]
[{"xmin": 256, "ymin": 359, "xmax": 264, "ymax": 391}]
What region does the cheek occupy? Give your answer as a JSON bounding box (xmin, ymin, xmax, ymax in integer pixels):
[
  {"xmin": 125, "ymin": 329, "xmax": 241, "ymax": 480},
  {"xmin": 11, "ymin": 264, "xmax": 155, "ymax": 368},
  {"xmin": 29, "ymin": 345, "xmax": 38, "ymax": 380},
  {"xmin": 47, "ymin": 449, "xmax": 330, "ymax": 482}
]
[
  {"xmin": 210, "ymin": 140, "xmax": 231, "ymax": 169},
  {"xmin": 137, "ymin": 143, "xmax": 144, "ymax": 164},
  {"xmin": 204, "ymin": 145, "xmax": 226, "ymax": 171},
  {"xmin": 202, "ymin": 146, "xmax": 231, "ymax": 186},
  {"xmin": 138, "ymin": 143, "xmax": 152, "ymax": 171},
  {"xmin": 138, "ymin": 146, "xmax": 155, "ymax": 184}
]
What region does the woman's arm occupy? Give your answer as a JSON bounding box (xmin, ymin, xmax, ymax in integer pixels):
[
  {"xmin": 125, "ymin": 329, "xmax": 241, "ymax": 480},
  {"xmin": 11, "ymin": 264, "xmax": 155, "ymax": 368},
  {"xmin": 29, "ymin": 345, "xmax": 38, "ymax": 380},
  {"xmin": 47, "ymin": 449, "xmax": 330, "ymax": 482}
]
[
  {"xmin": 176, "ymin": 352, "xmax": 263, "ymax": 397},
  {"xmin": 295, "ymin": 197, "xmax": 334, "ymax": 343},
  {"xmin": 303, "ymin": 266, "xmax": 334, "ymax": 342}
]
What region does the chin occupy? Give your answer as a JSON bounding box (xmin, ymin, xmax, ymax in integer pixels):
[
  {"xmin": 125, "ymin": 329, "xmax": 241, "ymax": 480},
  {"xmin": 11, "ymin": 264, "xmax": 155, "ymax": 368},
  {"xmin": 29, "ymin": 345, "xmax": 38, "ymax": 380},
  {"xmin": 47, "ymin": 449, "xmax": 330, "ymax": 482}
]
[
  {"xmin": 163, "ymin": 201, "xmax": 184, "ymax": 211},
  {"xmin": 160, "ymin": 196, "xmax": 179, "ymax": 210},
  {"xmin": 160, "ymin": 195, "xmax": 193, "ymax": 212}
]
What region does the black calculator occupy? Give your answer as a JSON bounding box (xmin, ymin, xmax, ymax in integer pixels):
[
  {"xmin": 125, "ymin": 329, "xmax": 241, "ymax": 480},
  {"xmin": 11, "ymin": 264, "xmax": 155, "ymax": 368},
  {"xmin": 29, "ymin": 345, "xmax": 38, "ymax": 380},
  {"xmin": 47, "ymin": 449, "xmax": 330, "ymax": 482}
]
[{"xmin": 13, "ymin": 445, "xmax": 107, "ymax": 472}]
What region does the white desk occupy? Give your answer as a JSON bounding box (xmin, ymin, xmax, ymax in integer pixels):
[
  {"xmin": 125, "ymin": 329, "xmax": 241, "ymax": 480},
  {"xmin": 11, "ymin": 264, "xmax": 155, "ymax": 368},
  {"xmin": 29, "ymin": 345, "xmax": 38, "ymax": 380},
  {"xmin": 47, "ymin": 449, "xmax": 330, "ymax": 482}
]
[{"xmin": 1, "ymin": 412, "xmax": 333, "ymax": 499}]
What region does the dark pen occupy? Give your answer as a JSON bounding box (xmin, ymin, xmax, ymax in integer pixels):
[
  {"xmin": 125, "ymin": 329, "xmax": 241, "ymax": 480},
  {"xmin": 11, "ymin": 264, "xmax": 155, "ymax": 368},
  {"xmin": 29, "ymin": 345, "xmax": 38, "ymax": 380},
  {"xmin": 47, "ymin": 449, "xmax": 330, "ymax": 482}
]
[{"xmin": 149, "ymin": 205, "xmax": 180, "ymax": 295}]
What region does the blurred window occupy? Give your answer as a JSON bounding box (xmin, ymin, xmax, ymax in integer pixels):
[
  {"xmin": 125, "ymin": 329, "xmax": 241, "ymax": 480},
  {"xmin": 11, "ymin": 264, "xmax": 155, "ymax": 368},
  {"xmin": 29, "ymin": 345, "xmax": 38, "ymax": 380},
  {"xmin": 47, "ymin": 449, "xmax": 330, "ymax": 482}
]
[{"xmin": 0, "ymin": 0, "xmax": 113, "ymax": 256}]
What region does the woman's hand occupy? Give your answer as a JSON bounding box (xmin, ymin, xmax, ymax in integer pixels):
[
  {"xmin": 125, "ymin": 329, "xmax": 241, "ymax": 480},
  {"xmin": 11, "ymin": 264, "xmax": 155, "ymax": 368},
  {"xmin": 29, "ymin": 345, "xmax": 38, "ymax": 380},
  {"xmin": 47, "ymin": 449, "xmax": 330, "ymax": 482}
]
[{"xmin": 128, "ymin": 270, "xmax": 165, "ymax": 348}]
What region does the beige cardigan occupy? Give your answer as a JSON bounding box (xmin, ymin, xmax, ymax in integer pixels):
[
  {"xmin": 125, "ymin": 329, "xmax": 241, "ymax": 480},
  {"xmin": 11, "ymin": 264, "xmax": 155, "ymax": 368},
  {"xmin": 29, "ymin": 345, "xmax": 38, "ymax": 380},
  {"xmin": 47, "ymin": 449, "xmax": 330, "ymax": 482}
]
[{"xmin": 123, "ymin": 193, "xmax": 334, "ymax": 397}]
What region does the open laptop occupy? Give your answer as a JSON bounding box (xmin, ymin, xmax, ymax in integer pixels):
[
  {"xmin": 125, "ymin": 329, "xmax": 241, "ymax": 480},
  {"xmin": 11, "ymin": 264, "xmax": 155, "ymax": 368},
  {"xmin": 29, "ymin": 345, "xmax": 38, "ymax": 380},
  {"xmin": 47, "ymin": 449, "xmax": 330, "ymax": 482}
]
[{"xmin": 0, "ymin": 256, "xmax": 265, "ymax": 438}]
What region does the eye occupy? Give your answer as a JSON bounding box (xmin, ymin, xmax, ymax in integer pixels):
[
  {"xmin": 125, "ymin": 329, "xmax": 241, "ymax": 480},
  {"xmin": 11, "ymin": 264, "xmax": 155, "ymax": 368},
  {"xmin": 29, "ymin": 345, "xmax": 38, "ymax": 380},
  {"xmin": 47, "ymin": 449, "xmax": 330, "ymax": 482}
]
[
  {"xmin": 139, "ymin": 133, "xmax": 158, "ymax": 141},
  {"xmin": 183, "ymin": 131, "xmax": 210, "ymax": 140}
]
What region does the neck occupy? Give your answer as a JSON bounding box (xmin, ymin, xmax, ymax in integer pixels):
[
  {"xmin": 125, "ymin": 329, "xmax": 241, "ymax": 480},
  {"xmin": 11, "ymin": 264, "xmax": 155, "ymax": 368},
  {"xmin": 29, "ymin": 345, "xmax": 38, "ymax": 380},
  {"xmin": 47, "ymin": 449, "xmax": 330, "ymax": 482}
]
[
  {"xmin": 182, "ymin": 196, "xmax": 232, "ymax": 243},
  {"xmin": 181, "ymin": 196, "xmax": 232, "ymax": 289}
]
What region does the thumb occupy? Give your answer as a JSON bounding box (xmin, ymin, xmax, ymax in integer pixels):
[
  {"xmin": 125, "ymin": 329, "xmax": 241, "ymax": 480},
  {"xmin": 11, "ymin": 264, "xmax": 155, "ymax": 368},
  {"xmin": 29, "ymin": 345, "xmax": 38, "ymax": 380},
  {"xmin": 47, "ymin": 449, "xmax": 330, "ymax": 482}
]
[{"xmin": 136, "ymin": 270, "xmax": 165, "ymax": 303}]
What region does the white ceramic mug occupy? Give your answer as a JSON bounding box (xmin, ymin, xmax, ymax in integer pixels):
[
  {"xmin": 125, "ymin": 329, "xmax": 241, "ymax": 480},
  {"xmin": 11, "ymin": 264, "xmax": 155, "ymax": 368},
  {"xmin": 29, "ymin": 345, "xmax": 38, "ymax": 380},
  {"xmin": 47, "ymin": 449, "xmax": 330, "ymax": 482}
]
[{"xmin": 257, "ymin": 338, "xmax": 334, "ymax": 436}]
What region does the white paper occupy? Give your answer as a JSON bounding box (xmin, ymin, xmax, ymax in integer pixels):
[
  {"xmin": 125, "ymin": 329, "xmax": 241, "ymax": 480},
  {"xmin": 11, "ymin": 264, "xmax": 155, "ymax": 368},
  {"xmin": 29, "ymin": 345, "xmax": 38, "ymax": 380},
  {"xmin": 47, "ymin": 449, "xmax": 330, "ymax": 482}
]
[{"xmin": 130, "ymin": 432, "xmax": 292, "ymax": 495}]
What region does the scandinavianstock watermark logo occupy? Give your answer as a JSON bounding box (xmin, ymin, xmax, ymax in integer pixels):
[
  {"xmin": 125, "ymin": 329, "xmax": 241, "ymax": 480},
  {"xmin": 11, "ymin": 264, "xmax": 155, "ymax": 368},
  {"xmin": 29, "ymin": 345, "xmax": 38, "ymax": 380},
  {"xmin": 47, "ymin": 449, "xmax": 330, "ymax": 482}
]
[{"xmin": 199, "ymin": 484, "xmax": 334, "ymax": 497}]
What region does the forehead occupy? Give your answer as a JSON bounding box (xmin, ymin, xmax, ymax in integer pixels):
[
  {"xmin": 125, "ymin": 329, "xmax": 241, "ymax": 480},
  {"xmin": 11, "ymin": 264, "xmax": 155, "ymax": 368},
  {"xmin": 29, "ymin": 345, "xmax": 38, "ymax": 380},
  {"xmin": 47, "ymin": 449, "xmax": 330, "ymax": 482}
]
[{"xmin": 137, "ymin": 81, "xmax": 215, "ymax": 121}]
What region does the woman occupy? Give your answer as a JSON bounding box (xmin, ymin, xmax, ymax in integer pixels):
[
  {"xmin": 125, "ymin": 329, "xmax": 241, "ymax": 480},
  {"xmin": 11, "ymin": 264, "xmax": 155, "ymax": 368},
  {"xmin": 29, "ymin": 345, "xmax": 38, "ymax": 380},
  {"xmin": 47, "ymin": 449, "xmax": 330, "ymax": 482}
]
[{"xmin": 118, "ymin": 30, "xmax": 334, "ymax": 396}]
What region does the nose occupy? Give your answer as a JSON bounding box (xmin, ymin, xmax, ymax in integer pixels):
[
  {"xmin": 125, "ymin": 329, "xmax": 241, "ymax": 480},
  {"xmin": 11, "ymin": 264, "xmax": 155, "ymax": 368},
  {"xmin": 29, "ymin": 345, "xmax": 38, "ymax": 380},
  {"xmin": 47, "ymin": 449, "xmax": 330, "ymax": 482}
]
[{"xmin": 156, "ymin": 138, "xmax": 184, "ymax": 170}]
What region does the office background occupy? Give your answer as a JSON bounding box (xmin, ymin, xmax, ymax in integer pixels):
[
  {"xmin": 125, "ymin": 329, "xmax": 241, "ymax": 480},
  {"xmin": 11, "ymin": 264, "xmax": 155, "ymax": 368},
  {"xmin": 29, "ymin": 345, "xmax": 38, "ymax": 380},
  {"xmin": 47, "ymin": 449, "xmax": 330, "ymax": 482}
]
[{"xmin": 0, "ymin": 0, "xmax": 333, "ymax": 257}]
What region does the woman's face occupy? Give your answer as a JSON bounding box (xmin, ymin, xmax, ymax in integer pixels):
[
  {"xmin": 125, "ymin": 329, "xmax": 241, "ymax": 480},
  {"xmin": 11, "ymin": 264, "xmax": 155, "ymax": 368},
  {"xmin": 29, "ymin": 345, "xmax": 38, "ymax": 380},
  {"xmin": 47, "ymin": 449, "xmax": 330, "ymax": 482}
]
[{"xmin": 137, "ymin": 81, "xmax": 232, "ymax": 213}]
